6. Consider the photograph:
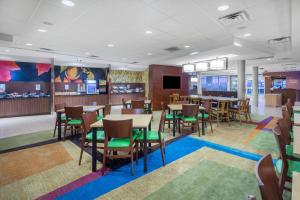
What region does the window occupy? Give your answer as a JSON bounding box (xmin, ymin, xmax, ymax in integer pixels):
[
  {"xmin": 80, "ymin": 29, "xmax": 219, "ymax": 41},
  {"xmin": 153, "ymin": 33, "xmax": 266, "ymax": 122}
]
[
  {"xmin": 230, "ymin": 76, "xmax": 237, "ymax": 91},
  {"xmin": 201, "ymin": 76, "xmax": 228, "ymax": 91}
]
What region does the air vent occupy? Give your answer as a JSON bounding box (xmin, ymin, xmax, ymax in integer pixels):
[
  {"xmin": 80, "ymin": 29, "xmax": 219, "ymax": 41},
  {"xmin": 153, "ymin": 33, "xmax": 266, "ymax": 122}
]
[
  {"xmin": 268, "ymin": 37, "xmax": 291, "ymax": 45},
  {"xmin": 0, "ymin": 32, "xmax": 13, "ymax": 43},
  {"xmin": 268, "ymin": 36, "xmax": 291, "ymax": 52},
  {"xmin": 164, "ymin": 46, "xmax": 181, "ymax": 52},
  {"xmin": 40, "ymin": 47, "xmax": 54, "ymax": 51},
  {"xmin": 281, "ymin": 57, "xmax": 291, "ymax": 61},
  {"xmin": 218, "ymin": 11, "xmax": 249, "ymax": 26},
  {"xmin": 88, "ymin": 55, "xmax": 99, "ymax": 58},
  {"xmin": 248, "ymin": 56, "xmax": 274, "ymax": 61},
  {"xmin": 130, "ymin": 61, "xmax": 139, "ymax": 64}
]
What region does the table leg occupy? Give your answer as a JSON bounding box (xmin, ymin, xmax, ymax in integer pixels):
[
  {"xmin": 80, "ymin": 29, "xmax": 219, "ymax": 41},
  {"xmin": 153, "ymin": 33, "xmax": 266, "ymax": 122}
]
[
  {"xmin": 202, "ymin": 111, "xmax": 205, "ymax": 136},
  {"xmin": 143, "ymin": 127, "xmax": 148, "ymax": 172},
  {"xmin": 57, "ymin": 112, "xmax": 62, "ymax": 140},
  {"xmin": 172, "ymin": 110, "xmax": 176, "ymax": 137},
  {"xmin": 148, "ymin": 120, "xmax": 151, "ymax": 131},
  {"xmin": 149, "ymin": 103, "xmax": 152, "ymax": 114},
  {"xmin": 92, "ymin": 127, "xmax": 97, "ymax": 172}
]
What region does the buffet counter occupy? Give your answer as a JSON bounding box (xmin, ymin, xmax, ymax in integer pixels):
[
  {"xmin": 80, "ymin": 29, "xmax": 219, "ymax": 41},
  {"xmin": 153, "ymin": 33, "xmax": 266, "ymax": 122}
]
[
  {"xmin": 111, "ymin": 93, "xmax": 145, "ymax": 105},
  {"xmin": 54, "ymin": 94, "xmax": 109, "ymax": 106},
  {"xmin": 0, "ymin": 97, "xmax": 51, "ymax": 118},
  {"xmin": 265, "ymin": 93, "xmax": 282, "ymax": 107}
]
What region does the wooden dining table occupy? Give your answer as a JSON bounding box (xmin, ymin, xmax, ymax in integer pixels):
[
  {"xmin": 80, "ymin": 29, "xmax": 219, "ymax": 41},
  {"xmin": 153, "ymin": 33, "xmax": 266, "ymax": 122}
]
[
  {"xmin": 90, "ymin": 114, "xmax": 153, "ymax": 172},
  {"xmin": 125, "ymin": 99, "xmax": 152, "ymax": 112},
  {"xmin": 168, "ymin": 104, "xmax": 205, "ymax": 137},
  {"xmin": 292, "ymin": 172, "xmax": 300, "ymax": 200},
  {"xmin": 56, "ymin": 105, "xmax": 105, "ymax": 140}
]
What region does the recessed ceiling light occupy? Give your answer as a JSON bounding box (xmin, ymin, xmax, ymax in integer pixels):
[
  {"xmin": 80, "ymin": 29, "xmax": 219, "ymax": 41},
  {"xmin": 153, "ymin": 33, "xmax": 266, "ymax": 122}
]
[
  {"xmin": 85, "ymin": 52, "xmax": 91, "ymax": 55},
  {"xmin": 266, "ymin": 58, "xmax": 272, "ymax": 61},
  {"xmin": 190, "ymin": 51, "xmax": 199, "ymax": 55},
  {"xmin": 4, "ymin": 49, "xmax": 10, "ymax": 52},
  {"xmin": 184, "ymin": 45, "xmax": 190, "ymax": 48},
  {"xmin": 147, "ymin": 53, "xmax": 152, "ymax": 56},
  {"xmin": 233, "ymin": 42, "xmax": 242, "ymax": 47},
  {"xmin": 61, "ymin": 0, "xmax": 75, "ymax": 7},
  {"xmin": 243, "ymin": 33, "xmax": 251, "ymax": 37},
  {"xmin": 38, "ymin": 29, "xmax": 47, "ymax": 33},
  {"xmin": 107, "ymin": 44, "xmax": 114, "ymax": 47},
  {"xmin": 25, "ymin": 43, "xmax": 33, "ymax": 46},
  {"xmin": 145, "ymin": 30, "xmax": 153, "ymax": 34},
  {"xmin": 217, "ymin": 5, "xmax": 229, "ymax": 11}
]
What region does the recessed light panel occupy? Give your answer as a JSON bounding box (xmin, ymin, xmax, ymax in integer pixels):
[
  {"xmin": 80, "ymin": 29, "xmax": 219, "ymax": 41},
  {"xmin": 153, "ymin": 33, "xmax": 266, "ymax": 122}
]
[
  {"xmin": 218, "ymin": 5, "xmax": 229, "ymax": 11},
  {"xmin": 62, "ymin": 0, "xmax": 75, "ymax": 7}
]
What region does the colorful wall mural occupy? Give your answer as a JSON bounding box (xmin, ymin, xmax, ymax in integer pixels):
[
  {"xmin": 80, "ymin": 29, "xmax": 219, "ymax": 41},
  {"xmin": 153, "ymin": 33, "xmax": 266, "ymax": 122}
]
[
  {"xmin": 0, "ymin": 60, "xmax": 51, "ymax": 82},
  {"xmin": 54, "ymin": 66, "xmax": 107, "ymax": 83}
]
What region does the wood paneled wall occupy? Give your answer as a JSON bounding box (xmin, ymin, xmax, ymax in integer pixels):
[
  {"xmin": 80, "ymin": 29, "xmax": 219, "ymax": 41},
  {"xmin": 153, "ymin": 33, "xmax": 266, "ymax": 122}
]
[
  {"xmin": 148, "ymin": 64, "xmax": 189, "ymax": 110},
  {"xmin": 0, "ymin": 97, "xmax": 51, "ymax": 118},
  {"xmin": 54, "ymin": 95, "xmax": 109, "ymax": 107}
]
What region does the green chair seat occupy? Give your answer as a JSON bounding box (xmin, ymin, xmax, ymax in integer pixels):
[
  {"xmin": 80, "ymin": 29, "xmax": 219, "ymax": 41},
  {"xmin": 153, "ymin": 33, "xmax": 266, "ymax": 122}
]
[
  {"xmin": 108, "ymin": 134, "xmax": 138, "ymax": 148},
  {"xmin": 68, "ymin": 119, "xmax": 82, "ymax": 125},
  {"xmin": 276, "ymin": 159, "xmax": 300, "ymax": 178},
  {"xmin": 136, "ymin": 130, "xmax": 164, "ymax": 141},
  {"xmin": 180, "ymin": 116, "xmax": 197, "ymax": 122},
  {"xmin": 286, "ymin": 144, "xmax": 294, "ymax": 156},
  {"xmin": 97, "ymin": 115, "xmax": 103, "ymax": 121},
  {"xmin": 61, "ymin": 115, "xmax": 67, "ymax": 121},
  {"xmin": 165, "ymin": 113, "xmax": 180, "ymax": 120},
  {"xmin": 133, "ymin": 128, "xmax": 141, "ymax": 136},
  {"xmin": 291, "ymin": 116, "xmax": 294, "ymax": 122},
  {"xmin": 86, "ymin": 131, "xmax": 105, "ymax": 141},
  {"xmin": 198, "ymin": 113, "xmax": 209, "ymax": 119}
]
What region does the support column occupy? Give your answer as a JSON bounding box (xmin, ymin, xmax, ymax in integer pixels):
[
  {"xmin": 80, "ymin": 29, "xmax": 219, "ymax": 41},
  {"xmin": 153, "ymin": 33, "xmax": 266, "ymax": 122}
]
[
  {"xmin": 50, "ymin": 58, "xmax": 55, "ymax": 114},
  {"xmin": 197, "ymin": 73, "xmax": 202, "ymax": 95},
  {"xmin": 227, "ymin": 75, "xmax": 231, "ymax": 91},
  {"xmin": 252, "ymin": 66, "xmax": 259, "ymax": 106},
  {"xmin": 237, "ymin": 60, "xmax": 246, "ymax": 99}
]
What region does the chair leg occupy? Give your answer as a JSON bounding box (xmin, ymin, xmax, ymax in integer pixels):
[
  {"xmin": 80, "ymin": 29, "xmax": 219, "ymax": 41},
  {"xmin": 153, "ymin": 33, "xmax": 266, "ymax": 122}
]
[
  {"xmin": 248, "ymin": 113, "xmax": 252, "ymax": 122},
  {"xmin": 160, "ymin": 141, "xmax": 165, "ymax": 166},
  {"xmin": 197, "ymin": 121, "xmax": 201, "ymax": 137},
  {"xmin": 131, "ymin": 151, "xmax": 135, "ymax": 176},
  {"xmin": 79, "ymin": 142, "xmax": 84, "ymax": 165},
  {"xmin": 209, "ymin": 120, "xmax": 213, "ymax": 133},
  {"xmin": 135, "ymin": 142, "xmax": 139, "ymax": 164},
  {"xmin": 102, "ymin": 150, "xmax": 107, "ymax": 175},
  {"xmin": 53, "ymin": 119, "xmax": 57, "ymax": 137},
  {"xmin": 63, "ymin": 123, "xmax": 67, "ymax": 139}
]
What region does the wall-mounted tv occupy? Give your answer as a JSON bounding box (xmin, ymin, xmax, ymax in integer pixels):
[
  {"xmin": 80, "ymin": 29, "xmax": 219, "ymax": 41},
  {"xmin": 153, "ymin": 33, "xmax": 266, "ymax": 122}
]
[
  {"xmin": 163, "ymin": 76, "xmax": 181, "ymax": 89},
  {"xmin": 272, "ymin": 78, "xmax": 286, "ymax": 89}
]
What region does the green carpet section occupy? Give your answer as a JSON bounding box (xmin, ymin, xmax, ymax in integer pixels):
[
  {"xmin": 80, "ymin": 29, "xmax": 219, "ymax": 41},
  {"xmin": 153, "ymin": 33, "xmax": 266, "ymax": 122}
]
[
  {"xmin": 0, "ymin": 130, "xmax": 54, "ymax": 151},
  {"xmin": 250, "ymin": 131, "xmax": 278, "ymax": 153},
  {"xmin": 145, "ymin": 160, "xmax": 261, "ymax": 200},
  {"xmin": 250, "ymin": 114, "xmax": 269, "ymax": 123}
]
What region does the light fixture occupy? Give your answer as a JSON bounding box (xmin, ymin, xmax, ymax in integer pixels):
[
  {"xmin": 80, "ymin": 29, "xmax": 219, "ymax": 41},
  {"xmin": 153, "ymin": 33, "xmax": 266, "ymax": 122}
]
[
  {"xmin": 266, "ymin": 58, "xmax": 272, "ymax": 61},
  {"xmin": 217, "ymin": 5, "xmax": 229, "ymax": 11},
  {"xmin": 191, "ymin": 77, "xmax": 198, "ymax": 82},
  {"xmin": 195, "ymin": 62, "xmax": 209, "ymax": 72},
  {"xmin": 145, "ymin": 30, "xmax": 153, "ymax": 34},
  {"xmin": 184, "ymin": 45, "xmax": 190, "ymax": 48},
  {"xmin": 25, "ymin": 43, "xmax": 33, "ymax": 46},
  {"xmin": 37, "ymin": 29, "xmax": 47, "ymax": 33},
  {"xmin": 190, "ymin": 51, "xmax": 199, "ymax": 55},
  {"xmin": 210, "ymin": 59, "xmax": 225, "ymax": 70},
  {"xmin": 182, "ymin": 63, "xmax": 195, "ymax": 73},
  {"xmin": 61, "ymin": 0, "xmax": 75, "ymax": 7},
  {"xmin": 107, "ymin": 44, "xmax": 114, "ymax": 47},
  {"xmin": 243, "ymin": 33, "xmax": 251, "ymax": 37},
  {"xmin": 4, "ymin": 49, "xmax": 10, "ymax": 52},
  {"xmin": 233, "ymin": 42, "xmax": 242, "ymax": 47},
  {"xmin": 147, "ymin": 53, "xmax": 152, "ymax": 56}
]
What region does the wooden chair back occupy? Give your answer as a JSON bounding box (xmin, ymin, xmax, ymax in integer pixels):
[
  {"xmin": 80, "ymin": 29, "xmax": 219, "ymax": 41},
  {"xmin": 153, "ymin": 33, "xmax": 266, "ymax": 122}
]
[
  {"xmin": 180, "ymin": 96, "xmax": 190, "ymax": 102},
  {"xmin": 169, "ymin": 94, "xmax": 179, "ymax": 104},
  {"xmin": 255, "ymin": 154, "xmax": 282, "ymax": 200},
  {"xmin": 161, "ymin": 101, "xmax": 167, "ymax": 112},
  {"xmin": 217, "ymin": 100, "xmax": 229, "ymax": 113},
  {"xmin": 82, "ymin": 111, "xmax": 97, "ymax": 139},
  {"xmin": 182, "ymin": 104, "xmax": 199, "ymax": 118},
  {"xmin": 104, "ymin": 104, "xmax": 112, "ymax": 117},
  {"xmin": 277, "ymin": 118, "xmax": 292, "ymax": 145},
  {"xmin": 121, "ymin": 108, "xmax": 145, "ymax": 114},
  {"xmin": 285, "ymin": 98, "xmax": 293, "ymax": 117},
  {"xmin": 239, "ymin": 100, "xmax": 248, "ymax": 112},
  {"xmin": 122, "ymin": 98, "xmax": 127, "ymax": 109},
  {"xmin": 272, "ymin": 126, "xmax": 289, "ymax": 196},
  {"xmin": 103, "ymin": 119, "xmax": 133, "ymax": 139},
  {"xmin": 191, "ymin": 98, "xmax": 201, "ymax": 105},
  {"xmin": 65, "ymin": 106, "xmax": 83, "ymax": 120},
  {"xmin": 203, "ymin": 100, "xmax": 212, "ymax": 114},
  {"xmin": 55, "ymin": 103, "xmax": 66, "ymax": 112},
  {"xmin": 158, "ymin": 111, "xmax": 166, "ymax": 140},
  {"xmin": 131, "ymin": 100, "xmax": 145, "ymax": 109}
]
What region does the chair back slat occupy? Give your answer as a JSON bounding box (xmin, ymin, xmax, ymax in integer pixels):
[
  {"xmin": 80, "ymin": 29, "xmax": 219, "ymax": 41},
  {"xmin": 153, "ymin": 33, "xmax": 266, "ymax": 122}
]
[
  {"xmin": 82, "ymin": 111, "xmax": 97, "ymax": 138},
  {"xmin": 182, "ymin": 104, "xmax": 199, "ymax": 117},
  {"xmin": 121, "ymin": 108, "xmax": 145, "ymax": 114},
  {"xmin": 65, "ymin": 106, "xmax": 83, "ymax": 119},
  {"xmin": 103, "ymin": 119, "xmax": 133, "ymax": 139},
  {"xmin": 131, "ymin": 100, "xmax": 145, "ymax": 109},
  {"xmin": 255, "ymin": 154, "xmax": 282, "ymax": 200}
]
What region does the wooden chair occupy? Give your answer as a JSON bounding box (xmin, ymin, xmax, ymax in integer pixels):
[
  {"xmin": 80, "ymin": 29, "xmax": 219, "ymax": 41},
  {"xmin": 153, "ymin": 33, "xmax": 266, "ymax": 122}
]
[
  {"xmin": 121, "ymin": 108, "xmax": 145, "ymax": 114},
  {"xmin": 79, "ymin": 111, "xmax": 104, "ymax": 165},
  {"xmin": 161, "ymin": 101, "xmax": 179, "ymax": 131},
  {"xmin": 245, "ymin": 98, "xmax": 252, "ymax": 121},
  {"xmin": 179, "ymin": 96, "xmax": 190, "ymax": 103},
  {"xmin": 53, "ymin": 103, "xmax": 66, "ymax": 137},
  {"xmin": 135, "ymin": 111, "xmax": 166, "ymax": 166},
  {"xmin": 179, "ymin": 104, "xmax": 201, "ymax": 136},
  {"xmin": 229, "ymin": 100, "xmax": 249, "ymax": 124},
  {"xmin": 199, "ymin": 99, "xmax": 213, "ymax": 133},
  {"xmin": 102, "ymin": 119, "xmax": 136, "ymax": 175},
  {"xmin": 211, "ymin": 100, "xmax": 230, "ymax": 126},
  {"xmin": 191, "ymin": 97, "xmax": 201, "ymax": 105},
  {"xmin": 63, "ymin": 106, "xmax": 83, "ymax": 139},
  {"xmin": 122, "ymin": 98, "xmax": 127, "ymax": 109},
  {"xmin": 131, "ymin": 100, "xmax": 145, "ymax": 109},
  {"xmin": 97, "ymin": 104, "xmax": 112, "ymax": 121},
  {"xmin": 255, "ymin": 154, "xmax": 283, "ymax": 200},
  {"xmin": 169, "ymin": 94, "xmax": 179, "ymax": 104}
]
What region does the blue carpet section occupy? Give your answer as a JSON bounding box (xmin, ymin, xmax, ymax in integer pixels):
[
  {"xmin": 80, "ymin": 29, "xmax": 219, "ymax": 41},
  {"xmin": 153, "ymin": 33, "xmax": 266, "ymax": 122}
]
[
  {"xmin": 56, "ymin": 136, "xmax": 206, "ymax": 200},
  {"xmin": 57, "ymin": 136, "xmax": 264, "ymax": 200}
]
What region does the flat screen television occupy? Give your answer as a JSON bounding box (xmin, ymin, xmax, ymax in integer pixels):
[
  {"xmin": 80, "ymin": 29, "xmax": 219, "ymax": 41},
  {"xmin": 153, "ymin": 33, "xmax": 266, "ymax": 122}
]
[
  {"xmin": 163, "ymin": 76, "xmax": 181, "ymax": 89},
  {"xmin": 272, "ymin": 78, "xmax": 286, "ymax": 89}
]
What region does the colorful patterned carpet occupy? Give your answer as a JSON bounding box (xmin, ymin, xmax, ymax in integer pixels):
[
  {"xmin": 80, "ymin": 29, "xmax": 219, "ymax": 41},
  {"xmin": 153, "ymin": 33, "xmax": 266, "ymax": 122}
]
[{"xmin": 0, "ymin": 114, "xmax": 289, "ymax": 200}]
